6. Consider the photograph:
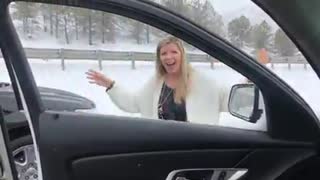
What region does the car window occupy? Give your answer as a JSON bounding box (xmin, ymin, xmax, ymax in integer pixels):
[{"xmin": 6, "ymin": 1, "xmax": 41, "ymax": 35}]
[
  {"xmin": 149, "ymin": 0, "xmax": 320, "ymax": 119},
  {"xmin": 8, "ymin": 2, "xmax": 268, "ymax": 131}
]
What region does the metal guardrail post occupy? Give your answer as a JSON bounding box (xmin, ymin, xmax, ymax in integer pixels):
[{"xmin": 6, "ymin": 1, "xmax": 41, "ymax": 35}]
[
  {"xmin": 207, "ymin": 55, "xmax": 214, "ymax": 70},
  {"xmin": 302, "ymin": 58, "xmax": 307, "ymax": 70},
  {"xmin": 97, "ymin": 50, "xmax": 102, "ymax": 70},
  {"xmin": 60, "ymin": 48, "xmax": 65, "ymax": 71},
  {"xmin": 130, "ymin": 52, "xmax": 135, "ymax": 69},
  {"xmin": 287, "ymin": 58, "xmax": 291, "ymax": 70},
  {"xmin": 304, "ymin": 62, "xmax": 307, "ymax": 70}
]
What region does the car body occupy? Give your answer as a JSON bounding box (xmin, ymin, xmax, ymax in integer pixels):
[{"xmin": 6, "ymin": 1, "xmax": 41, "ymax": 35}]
[
  {"xmin": 0, "ymin": 82, "xmax": 95, "ymax": 138},
  {"xmin": 0, "ymin": 82, "xmax": 95, "ymax": 180},
  {"xmin": 0, "ymin": 0, "xmax": 319, "ymax": 180}
]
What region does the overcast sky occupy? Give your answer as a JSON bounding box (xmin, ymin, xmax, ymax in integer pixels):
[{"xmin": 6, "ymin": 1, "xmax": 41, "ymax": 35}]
[{"xmin": 210, "ymin": 0, "xmax": 252, "ymax": 14}]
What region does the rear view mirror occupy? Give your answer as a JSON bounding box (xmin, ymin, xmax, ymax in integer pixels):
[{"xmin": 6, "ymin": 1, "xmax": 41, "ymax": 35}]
[{"xmin": 228, "ymin": 84, "xmax": 263, "ymax": 123}]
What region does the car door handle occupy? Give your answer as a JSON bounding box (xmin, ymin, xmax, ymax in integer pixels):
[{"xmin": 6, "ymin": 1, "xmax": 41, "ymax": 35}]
[{"xmin": 166, "ymin": 168, "xmax": 248, "ymax": 180}]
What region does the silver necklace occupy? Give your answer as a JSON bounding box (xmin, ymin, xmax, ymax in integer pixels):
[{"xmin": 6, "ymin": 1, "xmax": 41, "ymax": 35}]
[{"xmin": 158, "ymin": 83, "xmax": 173, "ymax": 118}]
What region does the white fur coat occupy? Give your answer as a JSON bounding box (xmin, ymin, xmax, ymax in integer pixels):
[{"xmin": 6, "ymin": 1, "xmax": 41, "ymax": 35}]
[{"xmin": 107, "ymin": 70, "xmax": 229, "ymax": 125}]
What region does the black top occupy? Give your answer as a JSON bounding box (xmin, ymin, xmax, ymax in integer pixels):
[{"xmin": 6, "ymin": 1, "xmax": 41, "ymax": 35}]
[{"xmin": 158, "ymin": 83, "xmax": 187, "ymax": 122}]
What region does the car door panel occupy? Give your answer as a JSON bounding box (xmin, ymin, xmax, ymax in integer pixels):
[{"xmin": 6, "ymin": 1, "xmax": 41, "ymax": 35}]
[
  {"xmin": 39, "ymin": 111, "xmax": 316, "ymax": 180},
  {"xmin": 72, "ymin": 150, "xmax": 248, "ymax": 180},
  {"xmin": 39, "ymin": 111, "xmax": 313, "ymax": 153},
  {"xmin": 70, "ymin": 149, "xmax": 314, "ymax": 180},
  {"xmin": 233, "ymin": 148, "xmax": 315, "ymax": 179}
]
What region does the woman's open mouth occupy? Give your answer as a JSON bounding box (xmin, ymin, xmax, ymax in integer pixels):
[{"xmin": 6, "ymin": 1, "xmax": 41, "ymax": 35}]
[{"xmin": 166, "ymin": 62, "xmax": 176, "ymax": 67}]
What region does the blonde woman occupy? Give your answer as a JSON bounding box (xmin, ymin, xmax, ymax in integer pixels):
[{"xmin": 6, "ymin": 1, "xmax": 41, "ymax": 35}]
[{"xmin": 86, "ymin": 36, "xmax": 229, "ymax": 125}]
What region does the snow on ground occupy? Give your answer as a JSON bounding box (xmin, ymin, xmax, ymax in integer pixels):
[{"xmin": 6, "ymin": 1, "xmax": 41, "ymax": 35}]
[
  {"xmin": 268, "ymin": 64, "xmax": 320, "ymax": 109},
  {"xmin": 0, "ymin": 58, "xmax": 319, "ymax": 131}
]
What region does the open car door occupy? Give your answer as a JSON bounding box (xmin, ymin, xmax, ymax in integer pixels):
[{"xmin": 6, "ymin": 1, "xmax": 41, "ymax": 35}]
[
  {"xmin": 0, "ymin": 0, "xmax": 319, "ymax": 180},
  {"xmin": 0, "ymin": 106, "xmax": 18, "ymax": 180}
]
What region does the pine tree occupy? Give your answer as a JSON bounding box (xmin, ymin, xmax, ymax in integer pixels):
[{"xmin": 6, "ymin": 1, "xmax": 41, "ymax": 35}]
[
  {"xmin": 60, "ymin": 6, "xmax": 71, "ymax": 44},
  {"xmin": 89, "ymin": 11, "xmax": 93, "ymax": 45},
  {"xmin": 161, "ymin": 0, "xmax": 189, "ymax": 15},
  {"xmin": 274, "ymin": 29, "xmax": 297, "ymax": 56},
  {"xmin": 39, "ymin": 4, "xmax": 50, "ymax": 33},
  {"xmin": 146, "ymin": 25, "xmax": 150, "ymax": 44},
  {"xmin": 228, "ymin": 16, "xmax": 251, "ymax": 47},
  {"xmin": 99, "ymin": 12, "xmax": 116, "ymax": 43},
  {"xmin": 79, "ymin": 9, "xmax": 97, "ymax": 45},
  {"xmin": 133, "ymin": 21, "xmax": 144, "ymax": 44},
  {"xmin": 101, "ymin": 12, "xmax": 106, "ymax": 44},
  {"xmin": 190, "ymin": 0, "xmax": 224, "ymax": 36},
  {"xmin": 51, "ymin": 6, "xmax": 61, "ymax": 39},
  {"xmin": 251, "ymin": 20, "xmax": 272, "ymax": 50},
  {"xmin": 49, "ymin": 5, "xmax": 54, "ymax": 36},
  {"xmin": 11, "ymin": 2, "xmax": 39, "ymax": 38},
  {"xmin": 72, "ymin": 8, "xmax": 87, "ymax": 41}
]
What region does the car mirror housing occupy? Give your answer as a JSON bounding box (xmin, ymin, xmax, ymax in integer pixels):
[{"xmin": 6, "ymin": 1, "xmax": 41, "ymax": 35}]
[{"xmin": 228, "ymin": 83, "xmax": 263, "ymax": 123}]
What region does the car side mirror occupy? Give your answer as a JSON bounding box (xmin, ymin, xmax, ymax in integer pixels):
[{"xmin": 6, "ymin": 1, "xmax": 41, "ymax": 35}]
[{"xmin": 228, "ymin": 84, "xmax": 263, "ymax": 123}]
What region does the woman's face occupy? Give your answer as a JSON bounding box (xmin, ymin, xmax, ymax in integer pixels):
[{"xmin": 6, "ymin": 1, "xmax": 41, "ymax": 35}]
[{"xmin": 159, "ymin": 43, "xmax": 182, "ymax": 75}]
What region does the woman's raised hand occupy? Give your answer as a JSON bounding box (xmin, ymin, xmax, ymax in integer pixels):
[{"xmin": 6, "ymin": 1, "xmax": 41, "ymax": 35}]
[{"xmin": 86, "ymin": 69, "xmax": 114, "ymax": 88}]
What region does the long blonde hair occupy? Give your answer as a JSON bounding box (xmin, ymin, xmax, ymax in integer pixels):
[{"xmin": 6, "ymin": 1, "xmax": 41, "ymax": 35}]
[{"xmin": 156, "ymin": 36, "xmax": 193, "ymax": 104}]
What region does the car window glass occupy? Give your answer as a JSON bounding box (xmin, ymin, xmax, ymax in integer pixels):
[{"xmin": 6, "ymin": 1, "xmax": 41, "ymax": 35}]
[
  {"xmin": 8, "ymin": 2, "xmax": 268, "ymax": 131},
  {"xmin": 149, "ymin": 0, "xmax": 320, "ymax": 119}
]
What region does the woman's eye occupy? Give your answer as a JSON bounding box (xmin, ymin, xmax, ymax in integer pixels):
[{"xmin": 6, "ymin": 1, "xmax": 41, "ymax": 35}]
[{"xmin": 161, "ymin": 52, "xmax": 167, "ymax": 56}]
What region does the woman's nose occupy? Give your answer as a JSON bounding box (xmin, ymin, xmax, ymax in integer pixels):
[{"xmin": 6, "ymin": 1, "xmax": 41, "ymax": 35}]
[{"xmin": 165, "ymin": 52, "xmax": 173, "ymax": 59}]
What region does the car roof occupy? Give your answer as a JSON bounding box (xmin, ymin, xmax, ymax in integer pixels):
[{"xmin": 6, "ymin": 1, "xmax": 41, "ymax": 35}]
[{"xmin": 255, "ymin": 0, "xmax": 320, "ymax": 78}]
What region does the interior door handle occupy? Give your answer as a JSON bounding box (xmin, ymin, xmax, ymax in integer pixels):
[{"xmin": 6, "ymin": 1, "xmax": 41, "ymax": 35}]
[{"xmin": 166, "ymin": 168, "xmax": 248, "ymax": 180}]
